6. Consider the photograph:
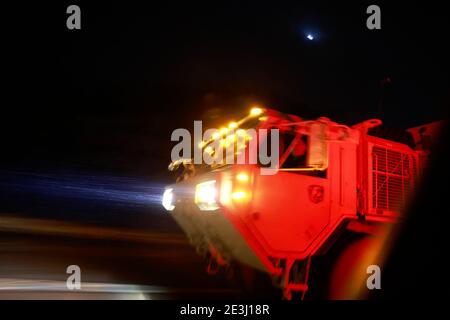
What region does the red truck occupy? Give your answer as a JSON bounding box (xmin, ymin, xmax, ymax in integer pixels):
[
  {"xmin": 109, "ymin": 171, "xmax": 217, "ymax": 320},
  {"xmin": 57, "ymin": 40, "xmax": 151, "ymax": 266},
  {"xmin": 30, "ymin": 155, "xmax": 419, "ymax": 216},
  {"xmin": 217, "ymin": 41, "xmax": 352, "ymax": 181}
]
[{"xmin": 162, "ymin": 107, "xmax": 435, "ymax": 299}]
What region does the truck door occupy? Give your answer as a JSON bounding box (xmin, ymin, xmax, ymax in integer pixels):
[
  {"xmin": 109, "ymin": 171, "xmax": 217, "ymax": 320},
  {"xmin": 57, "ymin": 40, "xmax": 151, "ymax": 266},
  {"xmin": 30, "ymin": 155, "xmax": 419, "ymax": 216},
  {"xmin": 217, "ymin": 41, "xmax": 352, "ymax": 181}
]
[{"xmin": 244, "ymin": 128, "xmax": 331, "ymax": 256}]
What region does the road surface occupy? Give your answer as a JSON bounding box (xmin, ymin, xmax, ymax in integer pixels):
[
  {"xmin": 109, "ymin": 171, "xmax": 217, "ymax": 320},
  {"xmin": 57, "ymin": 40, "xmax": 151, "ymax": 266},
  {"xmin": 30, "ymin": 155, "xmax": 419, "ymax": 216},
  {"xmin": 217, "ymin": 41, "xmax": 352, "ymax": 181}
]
[{"xmin": 0, "ymin": 215, "xmax": 248, "ymax": 299}]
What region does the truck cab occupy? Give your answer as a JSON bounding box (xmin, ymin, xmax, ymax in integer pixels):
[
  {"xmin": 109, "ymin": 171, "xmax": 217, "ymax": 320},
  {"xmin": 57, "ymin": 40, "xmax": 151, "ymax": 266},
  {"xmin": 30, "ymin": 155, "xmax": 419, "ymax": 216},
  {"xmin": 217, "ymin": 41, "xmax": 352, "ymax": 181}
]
[{"xmin": 162, "ymin": 107, "xmax": 421, "ymax": 299}]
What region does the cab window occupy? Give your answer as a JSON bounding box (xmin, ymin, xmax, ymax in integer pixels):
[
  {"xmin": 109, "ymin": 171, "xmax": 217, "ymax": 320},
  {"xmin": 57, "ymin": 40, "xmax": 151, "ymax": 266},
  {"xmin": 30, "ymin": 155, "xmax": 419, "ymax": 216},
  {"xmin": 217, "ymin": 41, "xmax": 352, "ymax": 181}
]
[{"xmin": 279, "ymin": 130, "xmax": 327, "ymax": 178}]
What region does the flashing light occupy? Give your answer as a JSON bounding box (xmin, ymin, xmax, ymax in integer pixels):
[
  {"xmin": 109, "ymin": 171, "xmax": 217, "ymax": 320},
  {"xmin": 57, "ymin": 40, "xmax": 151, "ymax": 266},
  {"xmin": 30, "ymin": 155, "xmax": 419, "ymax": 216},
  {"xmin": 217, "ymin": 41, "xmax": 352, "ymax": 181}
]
[
  {"xmin": 219, "ymin": 178, "xmax": 233, "ymax": 205},
  {"xmin": 162, "ymin": 188, "xmax": 175, "ymax": 211},
  {"xmin": 226, "ymin": 134, "xmax": 236, "ymax": 142},
  {"xmin": 229, "ymin": 122, "xmax": 238, "ymax": 129},
  {"xmin": 204, "ymin": 146, "xmax": 213, "ymax": 154},
  {"xmin": 231, "ymin": 191, "xmax": 248, "ymax": 200},
  {"xmin": 218, "ymin": 172, "xmax": 253, "ymax": 206},
  {"xmin": 236, "ymin": 173, "xmax": 249, "ymax": 182},
  {"xmin": 198, "ymin": 141, "xmax": 206, "ymax": 148},
  {"xmin": 195, "ymin": 180, "xmax": 219, "ymax": 211},
  {"xmin": 250, "ymin": 107, "xmax": 263, "ymax": 117}
]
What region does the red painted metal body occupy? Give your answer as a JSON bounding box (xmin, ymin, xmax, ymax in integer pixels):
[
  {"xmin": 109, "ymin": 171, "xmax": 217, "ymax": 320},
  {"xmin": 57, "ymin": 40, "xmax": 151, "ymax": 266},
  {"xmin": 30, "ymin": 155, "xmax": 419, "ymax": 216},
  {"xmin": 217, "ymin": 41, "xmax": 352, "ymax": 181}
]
[{"xmin": 167, "ymin": 109, "xmax": 426, "ymax": 299}]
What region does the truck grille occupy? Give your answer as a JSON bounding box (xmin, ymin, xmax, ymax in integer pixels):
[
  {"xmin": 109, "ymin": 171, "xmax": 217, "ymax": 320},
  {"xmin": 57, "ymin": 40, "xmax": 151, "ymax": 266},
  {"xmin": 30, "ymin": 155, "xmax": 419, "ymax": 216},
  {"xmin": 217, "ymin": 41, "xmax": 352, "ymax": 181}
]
[{"xmin": 371, "ymin": 146, "xmax": 415, "ymax": 212}]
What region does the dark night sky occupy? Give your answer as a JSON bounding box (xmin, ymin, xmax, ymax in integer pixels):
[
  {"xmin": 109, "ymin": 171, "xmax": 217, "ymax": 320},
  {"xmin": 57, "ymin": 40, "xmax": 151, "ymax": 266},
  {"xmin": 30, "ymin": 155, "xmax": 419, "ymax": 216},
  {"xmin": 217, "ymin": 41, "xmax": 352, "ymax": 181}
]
[
  {"xmin": 2, "ymin": 1, "xmax": 449, "ymax": 177},
  {"xmin": 1, "ymin": 1, "xmax": 450, "ymax": 300}
]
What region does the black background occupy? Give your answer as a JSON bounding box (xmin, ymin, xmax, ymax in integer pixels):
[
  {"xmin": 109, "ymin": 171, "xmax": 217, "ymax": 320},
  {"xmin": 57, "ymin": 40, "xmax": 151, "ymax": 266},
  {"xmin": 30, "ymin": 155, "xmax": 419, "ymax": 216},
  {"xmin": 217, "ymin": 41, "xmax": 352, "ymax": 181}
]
[
  {"xmin": 1, "ymin": 0, "xmax": 449, "ymax": 302},
  {"xmin": 2, "ymin": 1, "xmax": 448, "ymax": 176}
]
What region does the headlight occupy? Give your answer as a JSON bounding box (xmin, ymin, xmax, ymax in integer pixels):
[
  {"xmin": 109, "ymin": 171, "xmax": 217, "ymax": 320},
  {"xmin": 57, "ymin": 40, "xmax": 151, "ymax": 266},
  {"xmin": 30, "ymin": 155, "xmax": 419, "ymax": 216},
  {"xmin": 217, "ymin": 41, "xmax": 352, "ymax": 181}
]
[
  {"xmin": 195, "ymin": 180, "xmax": 219, "ymax": 211},
  {"xmin": 162, "ymin": 188, "xmax": 175, "ymax": 211}
]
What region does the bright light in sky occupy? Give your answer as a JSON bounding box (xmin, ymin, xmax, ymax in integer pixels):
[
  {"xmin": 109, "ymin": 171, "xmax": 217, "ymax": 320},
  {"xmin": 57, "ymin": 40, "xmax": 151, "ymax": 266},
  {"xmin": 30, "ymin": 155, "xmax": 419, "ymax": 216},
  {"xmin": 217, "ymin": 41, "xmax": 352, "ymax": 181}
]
[{"xmin": 306, "ymin": 34, "xmax": 314, "ymax": 40}]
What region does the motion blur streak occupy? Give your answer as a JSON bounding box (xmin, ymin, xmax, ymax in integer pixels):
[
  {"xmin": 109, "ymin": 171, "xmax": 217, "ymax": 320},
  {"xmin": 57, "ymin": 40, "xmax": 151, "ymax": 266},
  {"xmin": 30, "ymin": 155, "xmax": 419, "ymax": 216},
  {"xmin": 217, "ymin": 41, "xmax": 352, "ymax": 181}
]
[
  {"xmin": 0, "ymin": 278, "xmax": 154, "ymax": 293},
  {"xmin": 0, "ymin": 170, "xmax": 246, "ymax": 299},
  {"xmin": 0, "ymin": 278, "xmax": 239, "ymax": 300},
  {"xmin": 0, "ymin": 215, "xmax": 186, "ymax": 244},
  {"xmin": 0, "ymin": 170, "xmax": 165, "ymax": 208}
]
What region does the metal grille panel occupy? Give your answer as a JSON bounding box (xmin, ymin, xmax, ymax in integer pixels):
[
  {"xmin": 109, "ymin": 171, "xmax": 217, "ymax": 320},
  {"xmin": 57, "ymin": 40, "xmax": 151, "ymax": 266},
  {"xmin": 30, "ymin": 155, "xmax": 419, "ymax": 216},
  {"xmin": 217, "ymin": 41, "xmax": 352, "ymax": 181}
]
[{"xmin": 372, "ymin": 146, "xmax": 414, "ymax": 212}]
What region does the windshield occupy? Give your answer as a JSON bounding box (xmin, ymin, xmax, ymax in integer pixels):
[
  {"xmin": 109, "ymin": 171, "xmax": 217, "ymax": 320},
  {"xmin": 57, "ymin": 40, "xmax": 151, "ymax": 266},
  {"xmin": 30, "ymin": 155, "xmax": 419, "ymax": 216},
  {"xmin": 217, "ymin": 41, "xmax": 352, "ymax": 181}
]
[
  {"xmin": 169, "ymin": 109, "xmax": 328, "ymax": 180},
  {"xmin": 205, "ymin": 118, "xmax": 261, "ymax": 170}
]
